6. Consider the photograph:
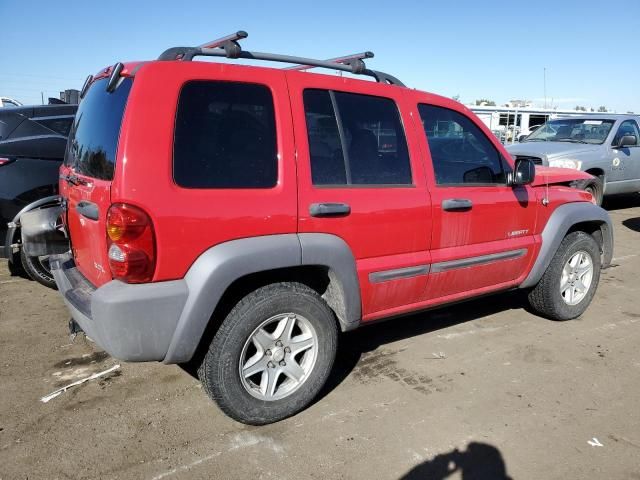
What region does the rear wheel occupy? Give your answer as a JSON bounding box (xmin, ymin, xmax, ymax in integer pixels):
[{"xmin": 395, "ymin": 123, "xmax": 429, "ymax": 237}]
[
  {"xmin": 198, "ymin": 282, "xmax": 338, "ymax": 425},
  {"xmin": 20, "ymin": 249, "xmax": 57, "ymax": 290},
  {"xmin": 528, "ymin": 231, "xmax": 601, "ymax": 320}
]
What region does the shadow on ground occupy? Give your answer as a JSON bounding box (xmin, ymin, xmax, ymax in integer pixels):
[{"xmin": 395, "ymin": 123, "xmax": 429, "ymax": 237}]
[
  {"xmin": 622, "ymin": 217, "xmax": 640, "ymax": 233},
  {"xmin": 319, "ymin": 290, "xmax": 528, "ymax": 401},
  {"xmin": 602, "ymin": 193, "xmax": 640, "ymax": 212},
  {"xmin": 399, "ymin": 442, "xmax": 512, "ymax": 479}
]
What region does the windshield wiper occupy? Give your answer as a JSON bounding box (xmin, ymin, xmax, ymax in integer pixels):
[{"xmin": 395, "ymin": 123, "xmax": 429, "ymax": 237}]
[{"xmin": 556, "ymin": 138, "xmax": 588, "ymax": 144}]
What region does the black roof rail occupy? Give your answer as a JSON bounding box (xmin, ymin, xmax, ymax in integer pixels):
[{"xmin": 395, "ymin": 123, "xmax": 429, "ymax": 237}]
[
  {"xmin": 285, "ymin": 51, "xmax": 374, "ymax": 72},
  {"xmin": 157, "ymin": 31, "xmax": 405, "ymax": 87}
]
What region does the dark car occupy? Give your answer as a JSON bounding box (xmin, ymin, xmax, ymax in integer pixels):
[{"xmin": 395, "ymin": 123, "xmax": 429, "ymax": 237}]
[{"xmin": 0, "ymin": 103, "xmax": 77, "ymax": 287}]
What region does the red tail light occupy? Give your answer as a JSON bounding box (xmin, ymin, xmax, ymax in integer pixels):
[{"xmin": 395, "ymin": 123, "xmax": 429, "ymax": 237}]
[
  {"xmin": 106, "ymin": 203, "xmax": 155, "ymax": 283},
  {"xmin": 0, "ymin": 157, "xmax": 15, "ymax": 166}
]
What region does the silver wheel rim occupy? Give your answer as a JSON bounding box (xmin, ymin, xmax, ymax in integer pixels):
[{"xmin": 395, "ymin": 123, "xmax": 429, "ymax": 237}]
[
  {"xmin": 560, "ymin": 250, "xmax": 594, "ymax": 305},
  {"xmin": 239, "ymin": 313, "xmax": 318, "ymax": 401}
]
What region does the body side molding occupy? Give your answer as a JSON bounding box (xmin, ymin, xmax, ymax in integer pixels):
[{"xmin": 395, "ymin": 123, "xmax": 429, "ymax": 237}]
[{"xmin": 520, "ymin": 202, "xmax": 613, "ymax": 289}]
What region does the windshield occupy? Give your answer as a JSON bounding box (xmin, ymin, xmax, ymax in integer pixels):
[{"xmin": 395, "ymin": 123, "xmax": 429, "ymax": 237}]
[
  {"xmin": 525, "ymin": 118, "xmax": 615, "ymax": 144},
  {"xmin": 64, "ymin": 77, "xmax": 132, "ymax": 180}
]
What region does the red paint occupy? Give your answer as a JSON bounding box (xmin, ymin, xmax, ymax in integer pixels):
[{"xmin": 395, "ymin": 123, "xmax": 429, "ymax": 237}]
[{"xmin": 61, "ymin": 59, "xmax": 593, "ymax": 321}]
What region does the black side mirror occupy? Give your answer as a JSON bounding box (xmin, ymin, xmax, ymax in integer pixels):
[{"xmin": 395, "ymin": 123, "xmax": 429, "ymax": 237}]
[
  {"xmin": 510, "ymin": 158, "xmax": 535, "ymax": 186},
  {"xmin": 617, "ymin": 135, "xmax": 637, "ymax": 148}
]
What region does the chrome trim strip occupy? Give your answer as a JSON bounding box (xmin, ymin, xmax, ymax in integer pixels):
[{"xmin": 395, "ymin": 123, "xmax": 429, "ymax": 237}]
[
  {"xmin": 369, "ymin": 264, "xmax": 431, "ymax": 284},
  {"xmin": 431, "ymin": 249, "xmax": 527, "ymax": 273}
]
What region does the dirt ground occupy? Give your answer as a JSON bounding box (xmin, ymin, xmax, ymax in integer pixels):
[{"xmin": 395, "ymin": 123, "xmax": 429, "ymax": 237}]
[{"xmin": 1, "ymin": 195, "xmax": 639, "ymax": 480}]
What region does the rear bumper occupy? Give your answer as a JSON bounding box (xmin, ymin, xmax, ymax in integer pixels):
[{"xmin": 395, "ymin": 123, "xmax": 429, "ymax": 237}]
[{"xmin": 50, "ymin": 253, "xmax": 188, "ymax": 362}]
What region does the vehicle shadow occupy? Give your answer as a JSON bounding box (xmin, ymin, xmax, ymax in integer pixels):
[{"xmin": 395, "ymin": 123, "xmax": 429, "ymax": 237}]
[
  {"xmin": 319, "ymin": 290, "xmax": 528, "ymax": 402},
  {"xmin": 622, "ymin": 217, "xmax": 640, "ymax": 233},
  {"xmin": 602, "ymin": 193, "xmax": 640, "ymax": 211},
  {"xmin": 398, "ymin": 442, "xmax": 512, "ymax": 480}
]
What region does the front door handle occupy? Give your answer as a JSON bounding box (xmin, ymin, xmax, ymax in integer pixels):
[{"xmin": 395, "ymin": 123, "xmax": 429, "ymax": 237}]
[
  {"xmin": 442, "ymin": 198, "xmax": 473, "ymax": 211},
  {"xmin": 309, "ymin": 203, "xmax": 351, "ymax": 217}
]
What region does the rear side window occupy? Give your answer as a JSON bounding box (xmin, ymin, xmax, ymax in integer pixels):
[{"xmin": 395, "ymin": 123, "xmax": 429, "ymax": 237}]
[
  {"xmin": 419, "ymin": 104, "xmax": 506, "ymax": 185},
  {"xmin": 173, "ymin": 81, "xmax": 277, "ymax": 189},
  {"xmin": 303, "ymin": 89, "xmax": 412, "ymax": 186},
  {"xmin": 65, "ymin": 77, "xmax": 132, "ymax": 180}
]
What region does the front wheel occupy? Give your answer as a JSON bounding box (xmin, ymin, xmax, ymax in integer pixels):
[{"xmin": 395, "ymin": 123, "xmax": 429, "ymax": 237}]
[
  {"xmin": 528, "ymin": 231, "xmax": 601, "ymax": 320},
  {"xmin": 584, "ymin": 178, "xmax": 604, "ymax": 206},
  {"xmin": 198, "ymin": 282, "xmax": 338, "ymax": 425}
]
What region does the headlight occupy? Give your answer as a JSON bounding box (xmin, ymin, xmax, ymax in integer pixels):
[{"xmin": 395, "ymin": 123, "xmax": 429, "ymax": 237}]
[{"xmin": 548, "ymin": 158, "xmax": 582, "ymax": 170}]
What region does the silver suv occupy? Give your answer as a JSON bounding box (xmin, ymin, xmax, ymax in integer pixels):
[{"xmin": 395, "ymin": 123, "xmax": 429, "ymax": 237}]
[{"xmin": 507, "ymin": 115, "xmax": 640, "ymax": 204}]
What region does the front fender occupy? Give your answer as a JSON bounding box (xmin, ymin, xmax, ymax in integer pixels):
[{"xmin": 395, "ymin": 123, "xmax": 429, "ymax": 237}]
[{"xmin": 520, "ymin": 202, "xmax": 613, "ymax": 288}]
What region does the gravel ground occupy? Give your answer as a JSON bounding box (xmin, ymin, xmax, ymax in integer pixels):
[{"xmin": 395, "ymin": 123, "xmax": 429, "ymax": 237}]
[{"xmin": 1, "ymin": 195, "xmax": 639, "ymax": 480}]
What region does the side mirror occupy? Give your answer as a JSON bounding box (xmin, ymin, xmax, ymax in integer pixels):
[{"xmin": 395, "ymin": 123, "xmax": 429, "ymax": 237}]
[
  {"xmin": 510, "ymin": 158, "xmax": 535, "ymax": 186},
  {"xmin": 617, "ymin": 135, "xmax": 637, "ymax": 148}
]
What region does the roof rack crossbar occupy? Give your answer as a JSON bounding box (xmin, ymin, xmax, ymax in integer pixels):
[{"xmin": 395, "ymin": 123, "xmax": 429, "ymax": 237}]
[
  {"xmin": 156, "ymin": 32, "xmax": 405, "ymax": 86},
  {"xmin": 197, "ymin": 30, "xmax": 248, "ymax": 50},
  {"xmin": 285, "ymin": 51, "xmax": 374, "ymax": 72}
]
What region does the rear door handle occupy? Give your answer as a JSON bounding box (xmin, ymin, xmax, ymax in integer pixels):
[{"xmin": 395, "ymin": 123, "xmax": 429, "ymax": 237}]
[
  {"xmin": 76, "ymin": 201, "xmax": 99, "ymax": 220},
  {"xmin": 442, "ymin": 198, "xmax": 473, "ymax": 211},
  {"xmin": 309, "ymin": 203, "xmax": 351, "ymax": 217}
]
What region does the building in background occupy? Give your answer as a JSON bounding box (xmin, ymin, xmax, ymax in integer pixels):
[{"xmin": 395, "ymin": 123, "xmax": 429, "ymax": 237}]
[
  {"xmin": 469, "ymin": 105, "xmax": 628, "ymax": 143},
  {"xmin": 59, "ymin": 89, "xmax": 80, "ymax": 104}
]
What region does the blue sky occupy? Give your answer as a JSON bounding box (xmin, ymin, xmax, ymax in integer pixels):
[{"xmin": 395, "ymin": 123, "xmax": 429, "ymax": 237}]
[{"xmin": 1, "ymin": 0, "xmax": 639, "ymax": 112}]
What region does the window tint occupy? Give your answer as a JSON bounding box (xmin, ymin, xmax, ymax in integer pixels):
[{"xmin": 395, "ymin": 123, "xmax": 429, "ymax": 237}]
[
  {"xmin": 174, "ymin": 81, "xmax": 277, "ymax": 189},
  {"xmin": 303, "ymin": 89, "xmax": 412, "ymax": 186},
  {"xmin": 419, "ymin": 104, "xmax": 506, "ymax": 185},
  {"xmin": 36, "ymin": 117, "xmax": 74, "ymax": 136},
  {"xmin": 303, "ymin": 90, "xmax": 346, "ymax": 185},
  {"xmin": 613, "ymin": 120, "xmax": 640, "ymax": 145},
  {"xmin": 65, "ymin": 77, "xmax": 132, "ymax": 180}
]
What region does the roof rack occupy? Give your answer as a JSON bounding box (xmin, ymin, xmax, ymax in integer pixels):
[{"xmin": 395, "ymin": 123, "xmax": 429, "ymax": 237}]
[
  {"xmin": 285, "ymin": 51, "xmax": 374, "ymax": 72},
  {"xmin": 157, "ymin": 31, "xmax": 405, "ymax": 87}
]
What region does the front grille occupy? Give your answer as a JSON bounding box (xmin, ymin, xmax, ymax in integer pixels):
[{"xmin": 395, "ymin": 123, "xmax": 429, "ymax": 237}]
[{"xmin": 516, "ymin": 155, "xmax": 543, "ymax": 165}]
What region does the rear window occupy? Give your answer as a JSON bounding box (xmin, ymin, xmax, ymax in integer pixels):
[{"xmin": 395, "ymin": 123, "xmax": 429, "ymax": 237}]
[
  {"xmin": 173, "ymin": 81, "xmax": 277, "ymax": 189},
  {"xmin": 64, "ymin": 77, "xmax": 132, "ymax": 180}
]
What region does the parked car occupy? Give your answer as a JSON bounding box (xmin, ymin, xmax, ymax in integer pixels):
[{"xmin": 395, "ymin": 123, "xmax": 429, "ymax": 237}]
[
  {"xmin": 22, "ymin": 32, "xmax": 613, "ymax": 425},
  {"xmin": 0, "ymin": 103, "xmax": 77, "ymax": 288},
  {"xmin": 0, "ymin": 97, "xmax": 22, "ymax": 108},
  {"xmin": 517, "ymin": 123, "xmax": 542, "ymax": 142},
  {"xmin": 507, "ymin": 115, "xmax": 640, "ymax": 205}
]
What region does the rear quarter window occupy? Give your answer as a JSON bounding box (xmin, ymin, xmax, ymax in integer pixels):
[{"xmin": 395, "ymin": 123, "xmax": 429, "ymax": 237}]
[{"xmin": 173, "ymin": 81, "xmax": 277, "ymax": 189}]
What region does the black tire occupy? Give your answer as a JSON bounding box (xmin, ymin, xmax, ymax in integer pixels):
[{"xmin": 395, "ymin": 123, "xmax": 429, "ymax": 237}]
[
  {"xmin": 198, "ymin": 282, "xmax": 338, "ymax": 425},
  {"xmin": 583, "ymin": 178, "xmax": 604, "ymax": 206},
  {"xmin": 528, "ymin": 231, "xmax": 601, "ymax": 320},
  {"xmin": 8, "ymin": 252, "xmax": 28, "ymax": 278},
  {"xmin": 20, "ymin": 249, "xmax": 57, "ymax": 290}
]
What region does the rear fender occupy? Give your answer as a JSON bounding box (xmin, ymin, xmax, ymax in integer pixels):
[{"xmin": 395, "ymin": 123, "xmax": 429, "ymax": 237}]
[{"xmin": 163, "ymin": 233, "xmax": 361, "ymax": 364}]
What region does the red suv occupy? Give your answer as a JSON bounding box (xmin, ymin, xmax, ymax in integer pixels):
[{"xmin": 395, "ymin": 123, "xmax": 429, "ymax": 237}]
[{"xmin": 23, "ymin": 32, "xmax": 613, "ymax": 425}]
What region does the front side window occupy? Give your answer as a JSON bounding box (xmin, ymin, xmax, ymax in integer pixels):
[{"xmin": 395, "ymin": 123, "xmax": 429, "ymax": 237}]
[
  {"xmin": 613, "ymin": 120, "xmax": 640, "ymax": 146},
  {"xmin": 174, "ymin": 81, "xmax": 277, "ymax": 189},
  {"xmin": 303, "ymin": 89, "xmax": 412, "ymax": 186},
  {"xmin": 419, "ymin": 104, "xmax": 506, "ymax": 185}
]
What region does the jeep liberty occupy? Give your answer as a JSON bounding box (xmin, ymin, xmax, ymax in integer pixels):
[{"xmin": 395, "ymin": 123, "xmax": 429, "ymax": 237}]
[{"xmin": 22, "ymin": 31, "xmax": 613, "ymax": 425}]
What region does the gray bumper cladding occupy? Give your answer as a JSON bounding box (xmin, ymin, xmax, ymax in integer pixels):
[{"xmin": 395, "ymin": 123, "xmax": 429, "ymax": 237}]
[{"xmin": 50, "ymin": 254, "xmax": 188, "ymax": 362}]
